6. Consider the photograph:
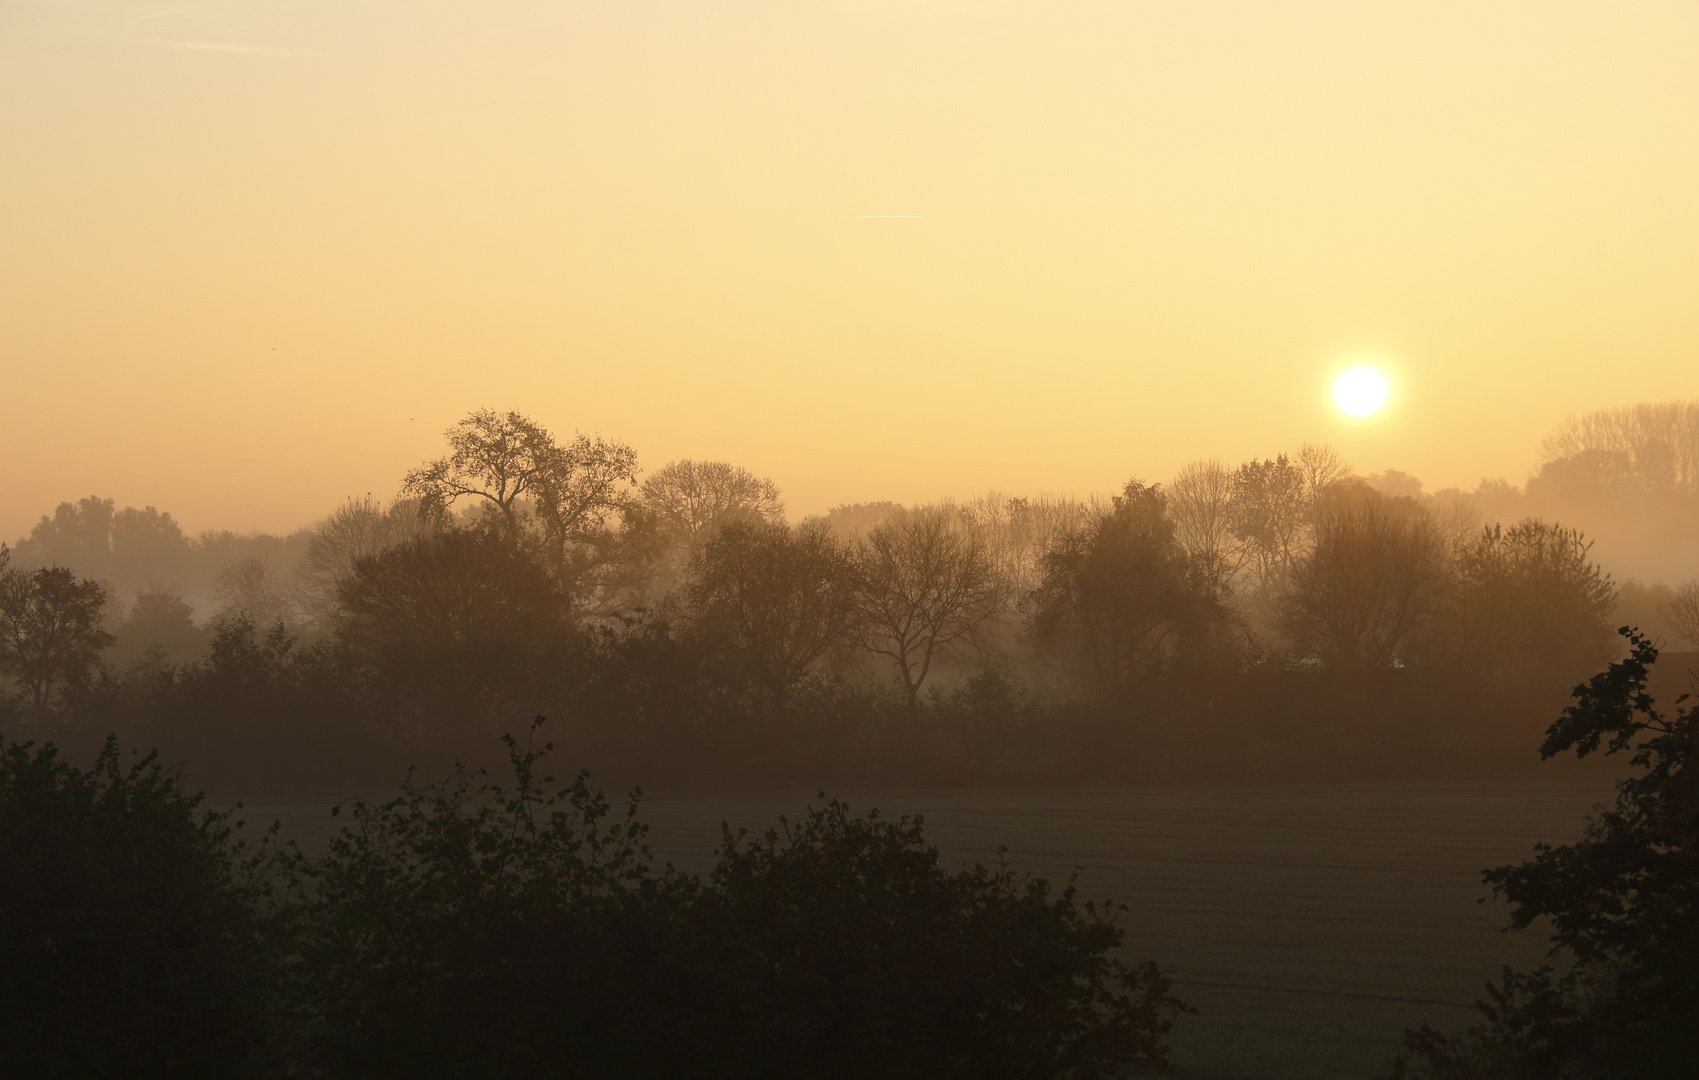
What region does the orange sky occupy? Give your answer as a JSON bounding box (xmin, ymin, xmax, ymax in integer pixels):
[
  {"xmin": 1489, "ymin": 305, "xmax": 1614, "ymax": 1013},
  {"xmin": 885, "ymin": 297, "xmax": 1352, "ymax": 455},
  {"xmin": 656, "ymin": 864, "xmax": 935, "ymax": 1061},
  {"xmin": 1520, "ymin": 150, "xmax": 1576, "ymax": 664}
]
[{"xmin": 3, "ymin": 0, "xmax": 1697, "ymax": 540}]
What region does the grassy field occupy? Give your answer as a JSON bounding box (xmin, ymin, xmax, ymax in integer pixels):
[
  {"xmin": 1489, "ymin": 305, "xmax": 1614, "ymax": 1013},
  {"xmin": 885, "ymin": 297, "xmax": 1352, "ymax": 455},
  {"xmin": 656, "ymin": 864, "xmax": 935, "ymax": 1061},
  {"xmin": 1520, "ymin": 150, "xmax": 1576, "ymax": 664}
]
[{"xmin": 244, "ymin": 774, "xmax": 1618, "ymax": 1080}]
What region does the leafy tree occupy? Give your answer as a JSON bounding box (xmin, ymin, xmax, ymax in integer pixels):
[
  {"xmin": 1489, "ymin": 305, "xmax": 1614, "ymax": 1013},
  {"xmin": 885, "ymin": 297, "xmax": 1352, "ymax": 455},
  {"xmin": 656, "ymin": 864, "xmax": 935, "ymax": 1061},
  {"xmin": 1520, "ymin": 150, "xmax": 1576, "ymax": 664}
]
[
  {"xmin": 1031, "ymin": 481, "xmax": 1208, "ymax": 698},
  {"xmin": 1389, "ymin": 631, "xmax": 1699, "ymax": 1079},
  {"xmin": 0, "ymin": 562, "xmax": 115, "ymax": 713},
  {"xmin": 1279, "ymin": 499, "xmax": 1448, "ymax": 668},
  {"xmin": 0, "ymin": 735, "xmax": 281, "ymax": 1079},
  {"xmin": 12, "ymin": 496, "xmax": 116, "ymax": 579},
  {"xmin": 109, "ymin": 583, "xmax": 207, "ymax": 667},
  {"xmin": 695, "ymin": 798, "xmax": 1194, "ymax": 1079},
  {"xmin": 687, "ymin": 521, "xmax": 859, "ymax": 708},
  {"xmin": 285, "ymin": 729, "xmax": 661, "ymax": 1078},
  {"xmin": 853, "ymin": 507, "xmax": 1006, "ymax": 710},
  {"xmin": 1447, "ymin": 519, "xmax": 1616, "ymax": 680},
  {"xmin": 337, "ymin": 530, "xmax": 571, "ymax": 734},
  {"xmin": 289, "ymin": 725, "xmax": 1193, "ymax": 1079},
  {"xmin": 110, "ymin": 505, "xmax": 195, "ymax": 589},
  {"xmin": 1227, "ymin": 455, "xmax": 1308, "ymax": 591}
]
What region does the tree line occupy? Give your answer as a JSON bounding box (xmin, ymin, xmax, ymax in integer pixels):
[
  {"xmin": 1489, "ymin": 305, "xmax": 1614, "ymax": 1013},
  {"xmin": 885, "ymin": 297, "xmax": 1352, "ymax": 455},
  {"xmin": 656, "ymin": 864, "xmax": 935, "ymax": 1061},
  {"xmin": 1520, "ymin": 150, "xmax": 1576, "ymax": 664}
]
[{"xmin": 4, "ymin": 406, "xmax": 1698, "ymax": 789}]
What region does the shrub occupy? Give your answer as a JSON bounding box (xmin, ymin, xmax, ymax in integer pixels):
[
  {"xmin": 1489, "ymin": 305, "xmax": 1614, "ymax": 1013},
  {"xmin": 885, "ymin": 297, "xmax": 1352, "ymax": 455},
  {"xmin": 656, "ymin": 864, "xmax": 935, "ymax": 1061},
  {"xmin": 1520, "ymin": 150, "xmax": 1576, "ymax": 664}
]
[{"xmin": 0, "ymin": 735, "xmax": 281, "ymax": 1079}]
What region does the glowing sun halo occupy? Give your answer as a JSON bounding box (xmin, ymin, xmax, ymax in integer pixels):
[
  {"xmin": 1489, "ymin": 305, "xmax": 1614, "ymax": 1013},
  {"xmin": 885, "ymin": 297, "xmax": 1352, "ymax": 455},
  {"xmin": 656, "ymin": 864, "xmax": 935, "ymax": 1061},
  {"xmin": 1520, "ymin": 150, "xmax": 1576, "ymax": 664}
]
[{"xmin": 1332, "ymin": 366, "xmax": 1389, "ymax": 417}]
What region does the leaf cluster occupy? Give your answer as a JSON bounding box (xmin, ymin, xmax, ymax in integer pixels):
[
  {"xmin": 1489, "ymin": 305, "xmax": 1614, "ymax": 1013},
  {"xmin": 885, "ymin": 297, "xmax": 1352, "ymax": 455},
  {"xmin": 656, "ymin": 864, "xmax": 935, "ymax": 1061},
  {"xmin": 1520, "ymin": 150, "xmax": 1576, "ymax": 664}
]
[{"xmin": 1388, "ymin": 629, "xmax": 1699, "ymax": 1079}]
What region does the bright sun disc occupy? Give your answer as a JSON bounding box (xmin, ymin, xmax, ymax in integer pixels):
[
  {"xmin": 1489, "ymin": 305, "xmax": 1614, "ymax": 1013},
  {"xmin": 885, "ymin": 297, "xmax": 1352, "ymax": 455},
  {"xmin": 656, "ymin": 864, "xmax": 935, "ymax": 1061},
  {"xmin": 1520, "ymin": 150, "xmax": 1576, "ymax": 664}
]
[{"xmin": 1332, "ymin": 367, "xmax": 1388, "ymax": 417}]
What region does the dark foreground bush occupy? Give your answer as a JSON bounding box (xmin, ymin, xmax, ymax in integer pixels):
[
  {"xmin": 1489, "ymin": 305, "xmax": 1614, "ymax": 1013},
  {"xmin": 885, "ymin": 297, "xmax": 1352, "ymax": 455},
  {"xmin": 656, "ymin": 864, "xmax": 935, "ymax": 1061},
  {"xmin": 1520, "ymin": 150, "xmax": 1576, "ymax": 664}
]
[
  {"xmin": 0, "ymin": 736, "xmax": 281, "ymax": 1079},
  {"xmin": 1386, "ymin": 630, "xmax": 1699, "ymax": 1080},
  {"xmin": 2, "ymin": 726, "xmax": 1191, "ymax": 1079},
  {"xmin": 291, "ymin": 726, "xmax": 1192, "ymax": 1079}
]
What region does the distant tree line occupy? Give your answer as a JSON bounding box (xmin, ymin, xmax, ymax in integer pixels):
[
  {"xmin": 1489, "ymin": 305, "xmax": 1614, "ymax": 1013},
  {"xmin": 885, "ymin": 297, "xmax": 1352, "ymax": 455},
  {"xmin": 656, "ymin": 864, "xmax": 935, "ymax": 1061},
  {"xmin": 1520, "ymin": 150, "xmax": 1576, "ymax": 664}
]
[{"xmin": 4, "ymin": 405, "xmax": 1699, "ymax": 790}]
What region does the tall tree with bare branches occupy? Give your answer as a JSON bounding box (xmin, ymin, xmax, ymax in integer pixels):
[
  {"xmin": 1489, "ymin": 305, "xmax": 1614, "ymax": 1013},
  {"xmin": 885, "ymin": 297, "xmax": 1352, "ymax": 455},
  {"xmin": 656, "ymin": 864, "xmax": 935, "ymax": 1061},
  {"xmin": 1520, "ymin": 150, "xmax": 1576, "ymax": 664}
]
[{"xmin": 852, "ymin": 508, "xmax": 1006, "ymax": 709}]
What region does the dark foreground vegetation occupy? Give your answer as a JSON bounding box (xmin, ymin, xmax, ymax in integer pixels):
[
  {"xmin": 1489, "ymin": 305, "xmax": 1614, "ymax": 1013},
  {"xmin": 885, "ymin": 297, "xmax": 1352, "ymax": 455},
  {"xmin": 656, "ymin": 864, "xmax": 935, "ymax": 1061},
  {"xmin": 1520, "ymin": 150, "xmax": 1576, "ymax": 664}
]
[
  {"xmin": 8, "ymin": 404, "xmax": 1698, "ymax": 791},
  {"xmin": 0, "ymin": 723, "xmax": 1189, "ymax": 1080},
  {"xmin": 1386, "ymin": 632, "xmax": 1699, "ymax": 1080},
  {"xmin": 2, "ymin": 634, "xmax": 1693, "ymax": 1078}
]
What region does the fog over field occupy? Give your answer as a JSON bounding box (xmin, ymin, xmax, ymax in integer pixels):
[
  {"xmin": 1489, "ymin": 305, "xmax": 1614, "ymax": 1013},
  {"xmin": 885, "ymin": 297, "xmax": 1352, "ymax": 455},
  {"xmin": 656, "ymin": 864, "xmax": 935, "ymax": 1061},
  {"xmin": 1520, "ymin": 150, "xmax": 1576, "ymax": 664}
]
[{"xmin": 3, "ymin": 3, "xmax": 1696, "ymax": 1079}]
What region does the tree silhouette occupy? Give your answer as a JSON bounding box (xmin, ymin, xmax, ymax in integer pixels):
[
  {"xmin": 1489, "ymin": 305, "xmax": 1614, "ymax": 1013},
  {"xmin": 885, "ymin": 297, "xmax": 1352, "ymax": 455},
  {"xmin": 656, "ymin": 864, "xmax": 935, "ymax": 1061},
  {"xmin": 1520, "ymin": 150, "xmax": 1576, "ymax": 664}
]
[
  {"xmin": 1228, "ymin": 455, "xmax": 1308, "ymax": 592},
  {"xmin": 0, "ymin": 558, "xmax": 114, "ymax": 714},
  {"xmin": 687, "ymin": 521, "xmax": 859, "ymax": 708},
  {"xmin": 1391, "ymin": 631, "xmax": 1699, "ymax": 1079},
  {"xmin": 1031, "ymin": 482, "xmax": 1199, "ymax": 698},
  {"xmin": 1279, "ymin": 500, "xmax": 1447, "ymax": 669},
  {"xmin": 853, "ymin": 507, "xmax": 1005, "ymax": 710}
]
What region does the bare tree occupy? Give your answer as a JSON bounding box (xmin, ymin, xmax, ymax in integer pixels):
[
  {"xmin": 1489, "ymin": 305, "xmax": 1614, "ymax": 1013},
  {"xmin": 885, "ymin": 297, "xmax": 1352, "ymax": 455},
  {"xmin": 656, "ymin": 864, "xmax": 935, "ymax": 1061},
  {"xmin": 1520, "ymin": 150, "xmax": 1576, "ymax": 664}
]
[
  {"xmin": 1296, "ymin": 442, "xmax": 1352, "ymax": 505},
  {"xmin": 403, "ymin": 408, "xmax": 639, "ymax": 548},
  {"xmin": 1280, "ymin": 501, "xmax": 1448, "ymax": 668},
  {"xmin": 211, "ymin": 557, "xmax": 295, "ymax": 629},
  {"xmin": 1541, "ymin": 400, "xmax": 1699, "ymax": 492},
  {"xmin": 957, "ymin": 491, "xmax": 1101, "ymax": 596},
  {"xmin": 637, "ymin": 460, "xmax": 784, "ymax": 600},
  {"xmin": 1167, "ymin": 460, "xmax": 1243, "ymax": 599},
  {"xmin": 402, "ymin": 408, "xmax": 641, "ymax": 611},
  {"xmin": 403, "ymin": 410, "xmax": 563, "ymax": 540},
  {"xmin": 641, "ymin": 460, "xmax": 784, "ymax": 546},
  {"xmin": 853, "ymin": 508, "xmax": 1006, "ymax": 709},
  {"xmin": 292, "ymin": 498, "xmax": 428, "ymax": 627},
  {"xmin": 1658, "ymin": 580, "xmax": 1699, "ymax": 650}
]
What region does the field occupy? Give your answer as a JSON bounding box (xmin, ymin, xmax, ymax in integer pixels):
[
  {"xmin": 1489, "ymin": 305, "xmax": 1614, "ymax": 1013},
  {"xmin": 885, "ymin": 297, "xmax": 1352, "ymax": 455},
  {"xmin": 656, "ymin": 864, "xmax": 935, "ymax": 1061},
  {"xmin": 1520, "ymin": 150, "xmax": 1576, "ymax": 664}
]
[{"xmin": 245, "ymin": 773, "xmax": 1619, "ymax": 1080}]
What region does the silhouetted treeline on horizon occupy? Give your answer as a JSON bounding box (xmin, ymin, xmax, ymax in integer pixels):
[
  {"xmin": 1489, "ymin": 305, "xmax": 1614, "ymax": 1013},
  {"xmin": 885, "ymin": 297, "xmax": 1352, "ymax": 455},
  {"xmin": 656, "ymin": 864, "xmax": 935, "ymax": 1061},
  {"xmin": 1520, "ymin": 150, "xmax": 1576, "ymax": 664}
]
[{"xmin": 4, "ymin": 403, "xmax": 1699, "ymax": 792}]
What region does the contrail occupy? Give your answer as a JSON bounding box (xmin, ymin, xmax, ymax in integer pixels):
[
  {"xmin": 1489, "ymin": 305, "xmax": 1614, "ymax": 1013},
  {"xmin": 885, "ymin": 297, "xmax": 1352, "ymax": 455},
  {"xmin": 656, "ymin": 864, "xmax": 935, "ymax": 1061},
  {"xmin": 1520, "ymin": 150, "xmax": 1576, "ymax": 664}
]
[
  {"xmin": 846, "ymin": 215, "xmax": 928, "ymax": 219},
  {"xmin": 162, "ymin": 41, "xmax": 310, "ymax": 56}
]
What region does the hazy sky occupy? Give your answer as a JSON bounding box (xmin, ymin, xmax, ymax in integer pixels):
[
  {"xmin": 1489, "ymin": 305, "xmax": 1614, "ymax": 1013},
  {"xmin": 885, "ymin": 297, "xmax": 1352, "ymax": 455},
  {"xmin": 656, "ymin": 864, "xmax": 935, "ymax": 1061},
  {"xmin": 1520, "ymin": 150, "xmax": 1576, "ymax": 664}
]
[{"xmin": 4, "ymin": 0, "xmax": 1697, "ymax": 539}]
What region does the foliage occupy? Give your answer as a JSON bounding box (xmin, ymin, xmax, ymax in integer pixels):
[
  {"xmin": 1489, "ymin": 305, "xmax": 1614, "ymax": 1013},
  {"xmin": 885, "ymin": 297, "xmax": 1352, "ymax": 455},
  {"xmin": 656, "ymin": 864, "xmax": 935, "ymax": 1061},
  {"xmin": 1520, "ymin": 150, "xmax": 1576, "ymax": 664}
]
[
  {"xmin": 688, "ymin": 520, "xmax": 860, "ymax": 707},
  {"xmin": 337, "ymin": 529, "xmax": 575, "ymax": 735},
  {"xmin": 0, "ymin": 557, "xmax": 115, "ymax": 713},
  {"xmin": 1388, "ymin": 630, "xmax": 1699, "ymax": 1079},
  {"xmin": 0, "ymin": 734, "xmax": 281, "ymax": 1079},
  {"xmin": 1447, "ymin": 519, "xmax": 1616, "ymax": 681},
  {"xmin": 1031, "ymin": 481, "xmax": 1216, "ymax": 698},
  {"xmin": 285, "ymin": 726, "xmax": 665, "ymax": 1078},
  {"xmin": 694, "ymin": 798, "xmax": 1192, "ymax": 1080},
  {"xmin": 1228, "ymin": 454, "xmax": 1308, "ymax": 591},
  {"xmin": 285, "ymin": 723, "xmax": 1191, "ymax": 1079}
]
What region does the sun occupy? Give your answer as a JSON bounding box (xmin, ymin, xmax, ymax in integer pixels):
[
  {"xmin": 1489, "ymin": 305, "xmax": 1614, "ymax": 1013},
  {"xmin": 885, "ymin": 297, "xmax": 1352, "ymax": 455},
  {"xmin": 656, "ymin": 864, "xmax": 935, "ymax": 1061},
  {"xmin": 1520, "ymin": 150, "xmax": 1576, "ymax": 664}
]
[{"xmin": 1332, "ymin": 366, "xmax": 1389, "ymax": 417}]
